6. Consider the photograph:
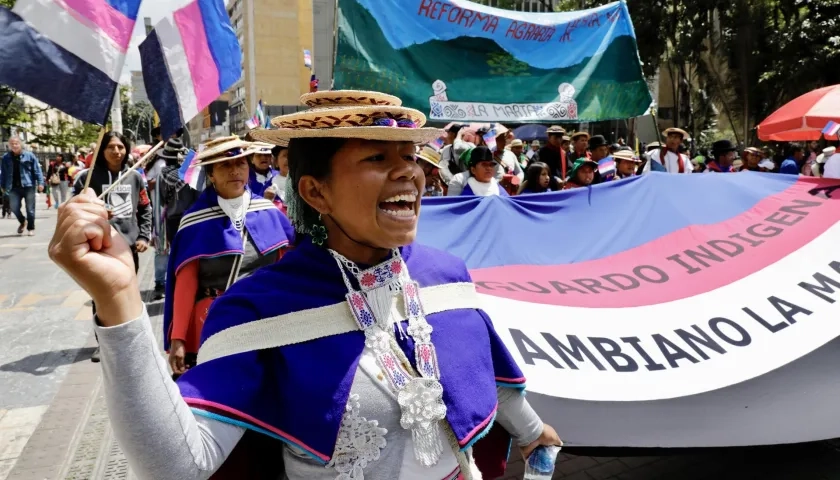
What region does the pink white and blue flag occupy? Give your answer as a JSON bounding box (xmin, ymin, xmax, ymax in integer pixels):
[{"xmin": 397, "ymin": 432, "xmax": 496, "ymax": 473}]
[
  {"xmin": 139, "ymin": 0, "xmax": 241, "ymax": 137},
  {"xmin": 822, "ymin": 120, "xmax": 840, "ymax": 137},
  {"xmin": 0, "ymin": 0, "xmax": 142, "ymax": 124},
  {"xmin": 598, "ymin": 156, "xmax": 616, "ymax": 180},
  {"xmin": 303, "ymin": 49, "xmax": 312, "ymax": 68},
  {"xmin": 178, "ymin": 149, "xmax": 202, "ymax": 190}
]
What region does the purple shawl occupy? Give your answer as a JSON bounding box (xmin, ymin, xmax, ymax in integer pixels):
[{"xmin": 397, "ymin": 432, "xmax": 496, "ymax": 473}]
[
  {"xmin": 248, "ymin": 167, "xmax": 278, "ymax": 197},
  {"xmin": 177, "ymin": 238, "xmax": 526, "ymax": 469},
  {"xmin": 162, "ymin": 188, "xmax": 295, "ymax": 350}
]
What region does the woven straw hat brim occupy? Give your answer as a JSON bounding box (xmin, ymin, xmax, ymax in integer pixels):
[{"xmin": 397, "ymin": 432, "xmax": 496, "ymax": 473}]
[
  {"xmin": 268, "ymin": 105, "xmax": 426, "ymax": 130},
  {"xmin": 195, "ymin": 139, "xmax": 252, "ymax": 166},
  {"xmin": 614, "ymin": 152, "xmax": 641, "ymax": 163},
  {"xmin": 300, "ymin": 90, "xmax": 402, "ymax": 108},
  {"xmin": 417, "ymin": 152, "xmax": 440, "ymax": 166},
  {"xmin": 250, "ymin": 126, "xmax": 443, "ymax": 145}
]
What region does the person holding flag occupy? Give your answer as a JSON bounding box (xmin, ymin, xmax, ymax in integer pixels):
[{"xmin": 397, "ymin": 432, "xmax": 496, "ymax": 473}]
[
  {"xmin": 247, "ymin": 142, "xmax": 279, "ymax": 197},
  {"xmin": 49, "ymin": 90, "xmax": 560, "ymax": 479}
]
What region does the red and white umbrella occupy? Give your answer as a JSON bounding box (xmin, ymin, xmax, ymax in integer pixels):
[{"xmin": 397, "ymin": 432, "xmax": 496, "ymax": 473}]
[{"xmin": 757, "ymin": 85, "xmax": 840, "ymax": 141}]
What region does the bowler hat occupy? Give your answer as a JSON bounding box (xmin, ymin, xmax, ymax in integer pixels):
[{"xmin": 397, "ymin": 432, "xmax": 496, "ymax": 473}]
[
  {"xmin": 546, "ymin": 126, "xmax": 566, "ymax": 136},
  {"xmin": 711, "ymin": 139, "xmax": 737, "ymax": 154},
  {"xmin": 588, "ymin": 135, "xmax": 608, "ymax": 150}
]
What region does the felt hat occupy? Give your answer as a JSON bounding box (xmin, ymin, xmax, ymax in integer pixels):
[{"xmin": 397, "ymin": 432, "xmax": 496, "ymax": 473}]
[
  {"xmin": 588, "ymin": 135, "xmax": 608, "ymax": 150},
  {"xmin": 416, "ymin": 145, "xmax": 441, "ymax": 167},
  {"xmin": 571, "ymin": 131, "xmax": 590, "ymax": 141},
  {"xmin": 157, "ymin": 137, "xmax": 185, "ymax": 160},
  {"xmin": 711, "ymin": 139, "xmax": 737, "ymax": 154},
  {"xmin": 662, "ymin": 127, "xmax": 688, "ymax": 139},
  {"xmin": 250, "ymin": 90, "xmax": 441, "ymax": 145},
  {"xmin": 510, "ymin": 139, "xmax": 524, "ymax": 148},
  {"xmin": 613, "ymin": 149, "xmax": 641, "ymax": 163},
  {"xmin": 194, "ymin": 136, "xmax": 252, "ymax": 166},
  {"xmin": 546, "ymin": 126, "xmax": 566, "ymax": 136}
]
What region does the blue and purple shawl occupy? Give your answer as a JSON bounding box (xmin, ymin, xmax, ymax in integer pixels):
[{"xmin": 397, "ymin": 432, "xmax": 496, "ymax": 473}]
[
  {"xmin": 177, "ymin": 238, "xmax": 526, "ymax": 476},
  {"xmin": 162, "ymin": 188, "xmax": 294, "ymax": 351},
  {"xmin": 248, "ymin": 167, "xmax": 278, "ymax": 197}
]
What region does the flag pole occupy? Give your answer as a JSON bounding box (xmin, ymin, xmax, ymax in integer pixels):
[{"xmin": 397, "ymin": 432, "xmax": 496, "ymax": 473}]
[
  {"xmin": 97, "ymin": 140, "xmax": 165, "ymax": 200},
  {"xmin": 82, "ymin": 127, "xmax": 108, "ymax": 192}
]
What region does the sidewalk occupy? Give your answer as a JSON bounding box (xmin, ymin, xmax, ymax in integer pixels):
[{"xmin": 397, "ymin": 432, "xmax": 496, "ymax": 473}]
[{"xmin": 2, "ymin": 196, "xmax": 840, "ymax": 479}]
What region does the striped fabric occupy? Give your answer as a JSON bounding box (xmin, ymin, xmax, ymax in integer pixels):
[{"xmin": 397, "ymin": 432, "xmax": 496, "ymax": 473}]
[
  {"xmin": 139, "ymin": 0, "xmax": 241, "ymax": 137},
  {"xmin": 0, "ymin": 0, "xmax": 142, "ymax": 124}
]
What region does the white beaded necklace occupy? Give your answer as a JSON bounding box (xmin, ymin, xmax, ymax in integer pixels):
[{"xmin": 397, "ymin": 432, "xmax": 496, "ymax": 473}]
[{"xmin": 329, "ymin": 248, "xmax": 447, "ymax": 467}]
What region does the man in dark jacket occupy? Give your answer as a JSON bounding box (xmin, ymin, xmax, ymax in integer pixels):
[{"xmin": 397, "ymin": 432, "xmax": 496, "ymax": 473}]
[
  {"xmin": 532, "ymin": 126, "xmax": 571, "ymax": 181},
  {"xmin": 1, "ymin": 137, "xmax": 44, "ymax": 235}
]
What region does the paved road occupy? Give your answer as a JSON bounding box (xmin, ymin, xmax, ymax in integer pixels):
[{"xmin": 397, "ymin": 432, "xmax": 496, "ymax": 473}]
[{"xmin": 2, "ymin": 196, "xmax": 840, "ymax": 480}]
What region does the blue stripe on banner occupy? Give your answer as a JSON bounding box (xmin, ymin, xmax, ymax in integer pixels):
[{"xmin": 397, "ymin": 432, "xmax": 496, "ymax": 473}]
[
  {"xmin": 139, "ymin": 30, "xmax": 184, "ymax": 137},
  {"xmin": 0, "ymin": 7, "xmax": 116, "ymax": 125},
  {"xmin": 417, "ymin": 172, "xmax": 800, "ymax": 269},
  {"xmin": 196, "ymin": 0, "xmax": 242, "ymax": 93},
  {"xmin": 105, "ymin": 0, "xmax": 142, "ymax": 20}
]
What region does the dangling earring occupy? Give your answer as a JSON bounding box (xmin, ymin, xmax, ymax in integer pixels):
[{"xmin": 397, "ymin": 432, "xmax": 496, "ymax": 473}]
[{"xmin": 310, "ymin": 213, "xmax": 328, "ymax": 246}]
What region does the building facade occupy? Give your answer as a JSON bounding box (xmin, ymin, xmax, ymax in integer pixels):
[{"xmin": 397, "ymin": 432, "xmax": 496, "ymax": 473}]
[
  {"xmin": 226, "ymin": 0, "xmax": 315, "ymax": 135},
  {"xmin": 130, "ymin": 71, "xmax": 149, "ymax": 105}
]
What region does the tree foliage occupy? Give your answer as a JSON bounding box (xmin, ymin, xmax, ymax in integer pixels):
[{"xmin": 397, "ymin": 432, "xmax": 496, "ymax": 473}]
[{"xmin": 118, "ymin": 86, "xmax": 155, "ymax": 144}]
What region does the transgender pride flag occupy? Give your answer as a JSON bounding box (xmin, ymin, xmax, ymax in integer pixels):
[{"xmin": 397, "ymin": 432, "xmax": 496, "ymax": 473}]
[
  {"xmin": 139, "ymin": 0, "xmax": 241, "ymax": 137},
  {"xmin": 0, "ymin": 0, "xmax": 141, "ymax": 124}
]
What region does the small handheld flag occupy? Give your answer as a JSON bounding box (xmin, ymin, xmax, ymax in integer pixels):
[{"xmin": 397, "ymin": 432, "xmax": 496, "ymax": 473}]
[
  {"xmin": 822, "ymin": 121, "xmax": 840, "ymax": 137},
  {"xmin": 139, "ymin": 0, "xmax": 242, "ymax": 138},
  {"xmin": 178, "ymin": 149, "xmax": 202, "ymax": 190},
  {"xmin": 483, "ymin": 128, "xmax": 498, "ymax": 152},
  {"xmin": 303, "ymin": 49, "xmax": 312, "ymax": 68},
  {"xmin": 598, "ymin": 156, "xmax": 616, "ymax": 180},
  {"xmin": 310, "ymin": 75, "xmax": 319, "ymax": 93}
]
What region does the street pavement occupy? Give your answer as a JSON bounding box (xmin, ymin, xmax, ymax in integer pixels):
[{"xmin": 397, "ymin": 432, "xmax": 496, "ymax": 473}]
[{"xmin": 2, "ymin": 195, "xmax": 840, "ymax": 479}]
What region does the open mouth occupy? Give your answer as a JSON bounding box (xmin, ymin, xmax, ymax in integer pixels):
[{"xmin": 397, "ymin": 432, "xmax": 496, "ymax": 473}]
[{"xmin": 378, "ymin": 192, "xmax": 417, "ymax": 218}]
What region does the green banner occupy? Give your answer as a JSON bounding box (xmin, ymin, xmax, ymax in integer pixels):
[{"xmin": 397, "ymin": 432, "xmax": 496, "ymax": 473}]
[{"xmin": 335, "ymin": 0, "xmax": 652, "ymax": 123}]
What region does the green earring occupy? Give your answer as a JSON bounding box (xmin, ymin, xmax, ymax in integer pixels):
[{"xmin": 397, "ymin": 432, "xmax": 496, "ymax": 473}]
[{"xmin": 310, "ymin": 214, "xmax": 328, "ymax": 246}]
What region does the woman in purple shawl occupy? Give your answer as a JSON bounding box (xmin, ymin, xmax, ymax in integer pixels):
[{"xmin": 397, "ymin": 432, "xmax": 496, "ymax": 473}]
[
  {"xmin": 163, "ymin": 135, "xmax": 295, "ymax": 378},
  {"xmin": 48, "ymin": 90, "xmax": 561, "ymax": 480}
]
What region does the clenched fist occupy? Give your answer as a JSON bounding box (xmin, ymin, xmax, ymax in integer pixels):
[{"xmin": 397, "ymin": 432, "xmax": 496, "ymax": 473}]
[{"xmin": 48, "ymin": 189, "xmax": 142, "ymax": 326}]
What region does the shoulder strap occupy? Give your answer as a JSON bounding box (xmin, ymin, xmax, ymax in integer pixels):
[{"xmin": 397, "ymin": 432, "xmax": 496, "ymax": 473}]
[{"xmin": 196, "ymin": 282, "xmax": 482, "ymax": 364}]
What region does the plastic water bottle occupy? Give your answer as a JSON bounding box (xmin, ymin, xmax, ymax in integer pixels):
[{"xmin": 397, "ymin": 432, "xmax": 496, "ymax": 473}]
[{"xmin": 524, "ymin": 445, "xmax": 561, "ymax": 480}]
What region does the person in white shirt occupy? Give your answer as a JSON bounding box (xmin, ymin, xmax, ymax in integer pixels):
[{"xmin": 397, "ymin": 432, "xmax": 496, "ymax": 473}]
[
  {"xmin": 820, "ymin": 147, "xmax": 840, "ymax": 179},
  {"xmin": 643, "ymin": 128, "xmax": 693, "ymax": 174}
]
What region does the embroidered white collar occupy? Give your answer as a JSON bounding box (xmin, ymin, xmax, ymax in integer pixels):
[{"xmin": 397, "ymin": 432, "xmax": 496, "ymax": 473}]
[
  {"xmin": 466, "ymin": 176, "xmax": 501, "ymax": 197},
  {"xmin": 217, "ymin": 192, "xmax": 251, "ymax": 230}
]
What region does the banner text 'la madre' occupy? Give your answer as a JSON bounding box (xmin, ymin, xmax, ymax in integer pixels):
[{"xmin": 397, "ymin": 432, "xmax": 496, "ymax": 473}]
[
  {"xmin": 506, "ymin": 197, "xmax": 840, "ymax": 374},
  {"xmin": 416, "ymin": 0, "xmax": 620, "ymax": 44}
]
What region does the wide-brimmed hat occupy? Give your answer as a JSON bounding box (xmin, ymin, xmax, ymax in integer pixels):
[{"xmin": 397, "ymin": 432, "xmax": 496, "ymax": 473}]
[
  {"xmin": 646, "ymin": 141, "xmax": 661, "ymax": 150},
  {"xmin": 248, "ymin": 142, "xmax": 274, "ymax": 155},
  {"xmin": 546, "ymin": 126, "xmax": 566, "ymax": 136},
  {"xmin": 157, "ymin": 138, "xmax": 184, "ymax": 160},
  {"xmin": 194, "ymin": 136, "xmax": 252, "ymax": 166},
  {"xmin": 249, "ymin": 90, "xmax": 441, "ymax": 145},
  {"xmin": 662, "ymin": 127, "xmax": 688, "ymax": 139},
  {"xmin": 588, "ymin": 135, "xmax": 608, "ymax": 150},
  {"xmin": 743, "ymin": 147, "xmax": 761, "ymax": 156},
  {"xmin": 510, "ymin": 139, "xmax": 524, "ymax": 148},
  {"xmin": 571, "ymin": 131, "xmax": 590, "ymax": 141},
  {"xmin": 530, "ymin": 140, "xmax": 541, "ymax": 147},
  {"xmin": 711, "ymin": 139, "xmax": 737, "ymax": 154},
  {"xmin": 416, "ymin": 146, "xmax": 441, "ymax": 167},
  {"xmin": 614, "ymin": 149, "xmax": 641, "ymax": 163},
  {"xmin": 819, "ymin": 146, "xmax": 836, "ymax": 164}
]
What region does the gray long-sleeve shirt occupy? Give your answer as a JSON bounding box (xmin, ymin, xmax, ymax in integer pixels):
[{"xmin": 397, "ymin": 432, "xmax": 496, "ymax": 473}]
[{"xmin": 96, "ymin": 307, "xmax": 543, "ymax": 479}]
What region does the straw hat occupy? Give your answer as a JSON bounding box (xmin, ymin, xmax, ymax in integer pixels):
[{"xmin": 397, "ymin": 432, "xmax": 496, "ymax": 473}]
[
  {"xmin": 194, "ymin": 136, "xmax": 252, "ymax": 166},
  {"xmin": 571, "ymin": 131, "xmax": 590, "ymax": 141},
  {"xmin": 249, "ymin": 90, "xmax": 441, "ymax": 145},
  {"xmin": 416, "ymin": 146, "xmax": 441, "ymax": 167},
  {"xmin": 510, "ymin": 139, "xmax": 524, "ymax": 148},
  {"xmin": 248, "ymin": 142, "xmax": 274, "ymax": 155},
  {"xmin": 662, "ymin": 127, "xmax": 688, "ymax": 139},
  {"xmin": 546, "ymin": 126, "xmax": 566, "ymax": 135},
  {"xmin": 613, "ymin": 149, "xmax": 641, "ymax": 163}
]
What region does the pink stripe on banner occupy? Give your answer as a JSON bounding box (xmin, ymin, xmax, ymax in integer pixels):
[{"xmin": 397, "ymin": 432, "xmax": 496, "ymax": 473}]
[
  {"xmin": 472, "ymin": 178, "xmax": 840, "ymax": 308},
  {"xmin": 62, "ymin": 0, "xmax": 134, "ymax": 49},
  {"xmin": 174, "ymin": 2, "xmax": 220, "ymax": 110}
]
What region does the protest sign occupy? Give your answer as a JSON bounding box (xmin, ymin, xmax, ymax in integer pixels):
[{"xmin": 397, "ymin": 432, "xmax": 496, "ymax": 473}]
[
  {"xmin": 334, "ymin": 0, "xmax": 652, "ymax": 123},
  {"xmin": 418, "ymin": 174, "xmax": 840, "ymax": 447}
]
